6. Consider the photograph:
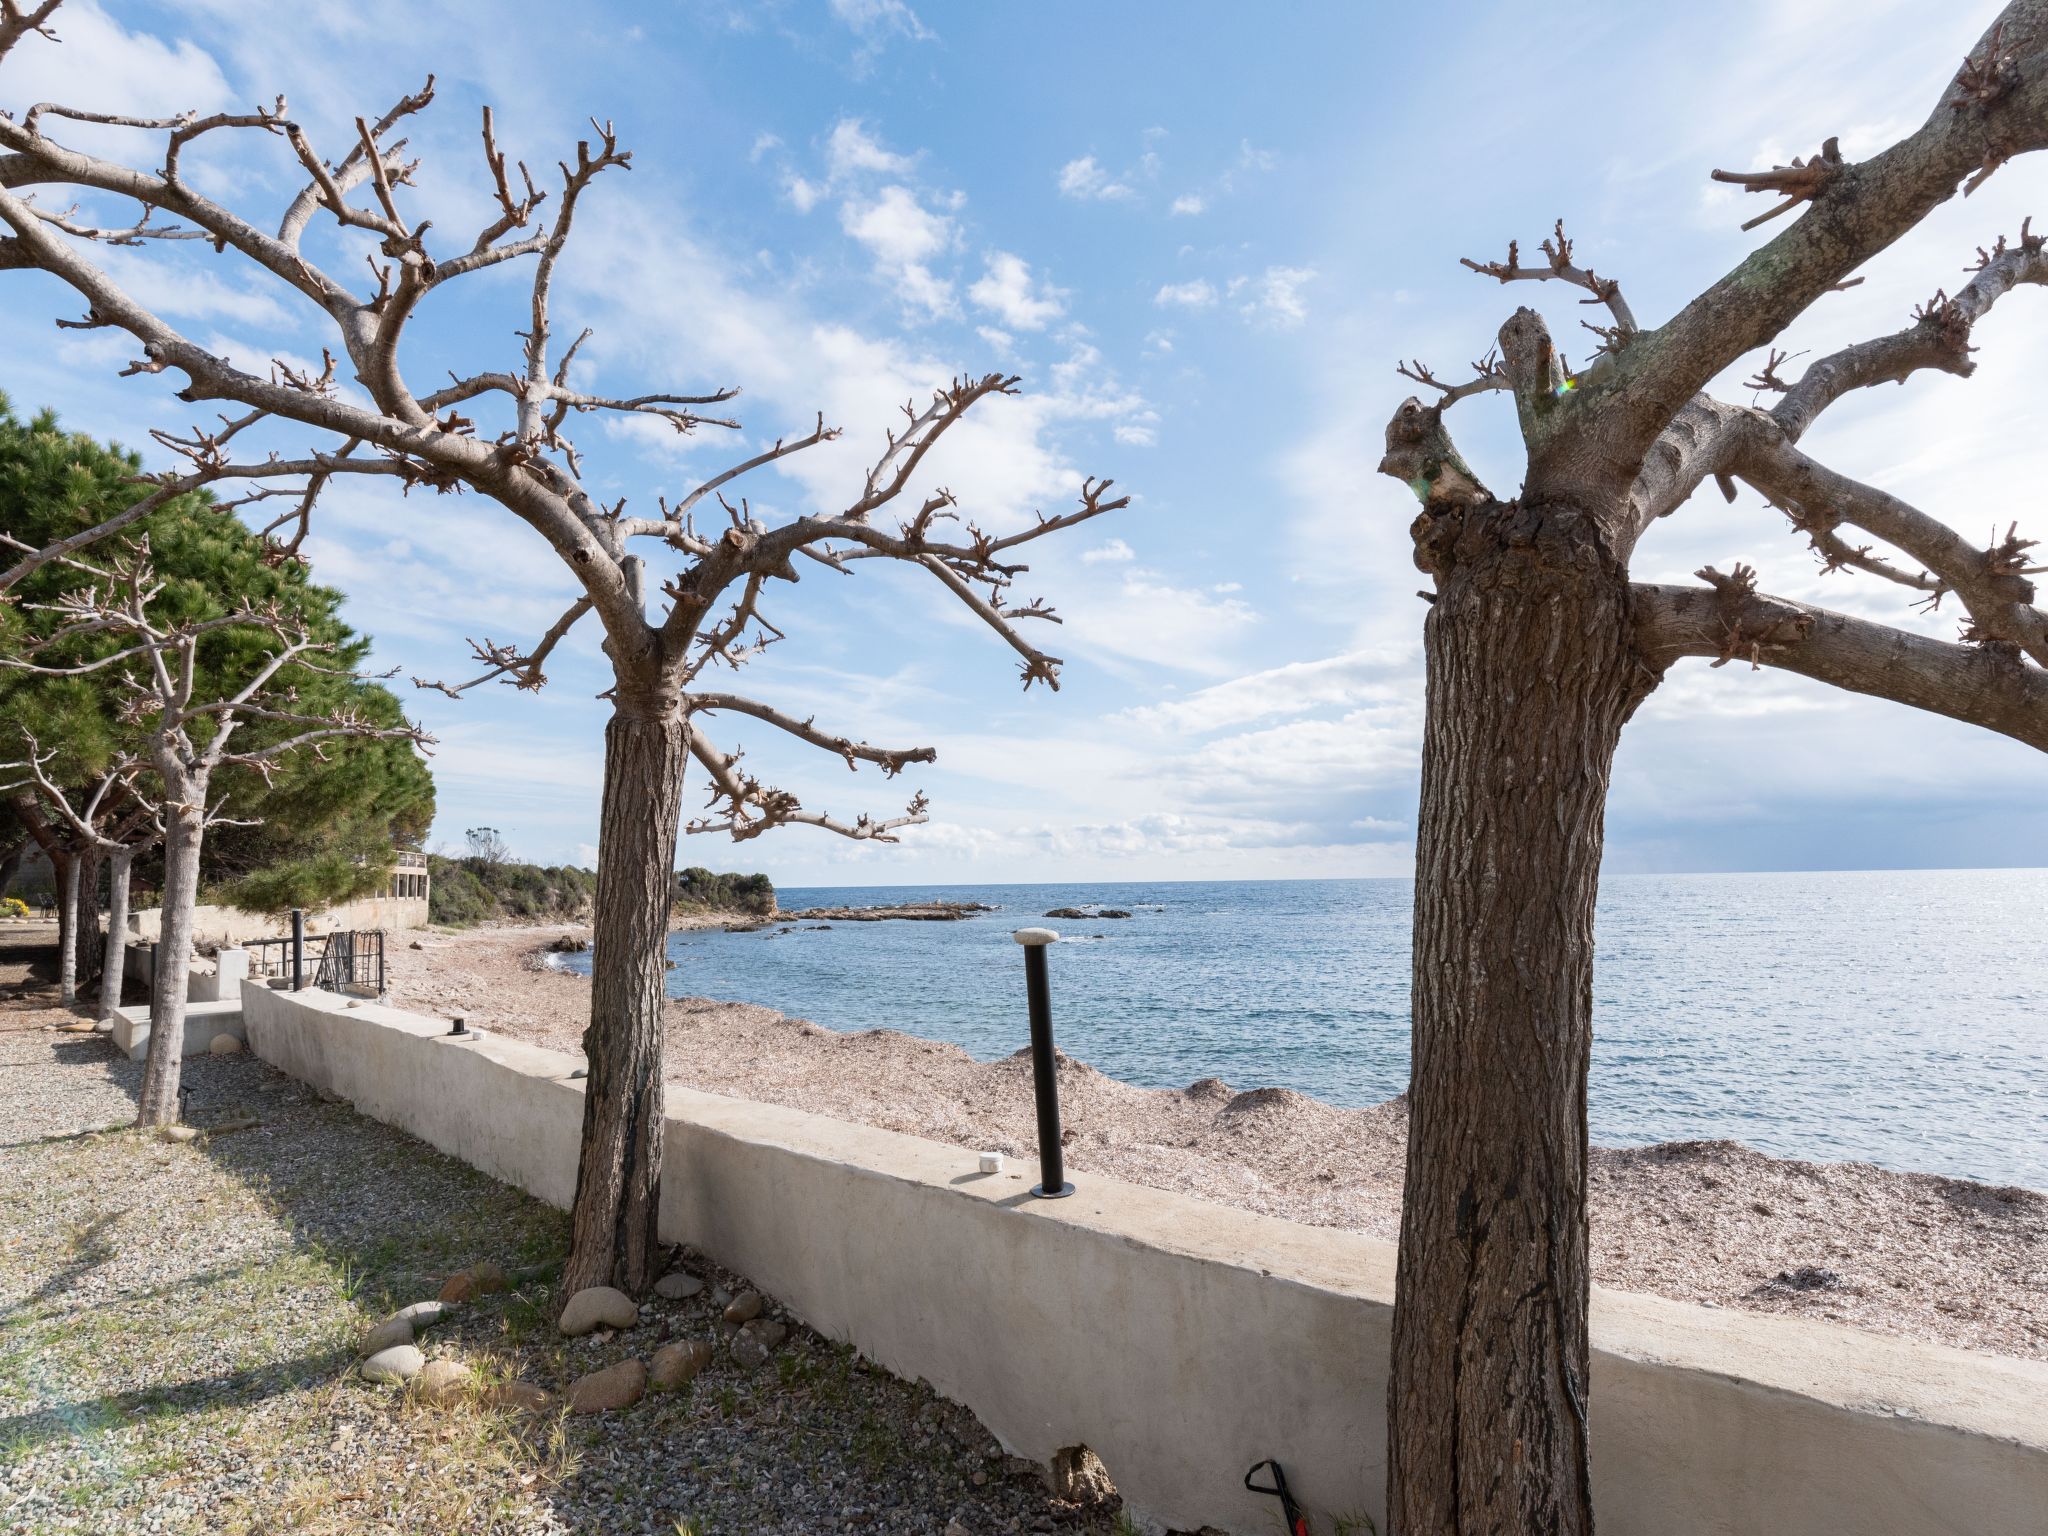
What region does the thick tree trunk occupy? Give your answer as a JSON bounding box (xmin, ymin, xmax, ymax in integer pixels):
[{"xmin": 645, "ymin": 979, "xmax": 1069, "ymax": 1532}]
[
  {"xmin": 1387, "ymin": 501, "xmax": 1646, "ymax": 1536},
  {"xmin": 55, "ymin": 850, "xmax": 78, "ymax": 1006},
  {"xmin": 74, "ymin": 844, "xmax": 103, "ymax": 991},
  {"xmin": 137, "ymin": 805, "xmax": 204, "ymax": 1127},
  {"xmin": 561, "ymin": 702, "xmax": 687, "ymax": 1298},
  {"xmin": 99, "ymin": 846, "xmax": 132, "ymax": 1021}
]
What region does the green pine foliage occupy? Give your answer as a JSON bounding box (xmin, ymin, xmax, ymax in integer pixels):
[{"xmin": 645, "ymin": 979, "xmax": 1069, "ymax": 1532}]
[{"xmin": 0, "ymin": 394, "xmax": 435, "ymax": 912}]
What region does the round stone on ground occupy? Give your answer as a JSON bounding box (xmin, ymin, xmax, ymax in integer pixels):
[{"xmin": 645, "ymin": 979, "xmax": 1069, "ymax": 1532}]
[
  {"xmin": 358, "ymin": 1316, "xmax": 414, "ymax": 1357},
  {"xmin": 653, "ymin": 1270, "xmax": 704, "ymax": 1301},
  {"xmin": 208, "ymin": 1033, "xmax": 242, "ymax": 1055},
  {"xmin": 361, "ymin": 1344, "xmax": 425, "ymax": 1385},
  {"xmin": 413, "ymin": 1359, "xmax": 473, "ymax": 1406},
  {"xmin": 566, "ymin": 1358, "xmax": 647, "ymax": 1414},
  {"xmin": 437, "ymin": 1270, "xmax": 477, "ymax": 1304},
  {"xmin": 559, "ymin": 1285, "xmax": 639, "ymax": 1336},
  {"xmin": 721, "ymin": 1290, "xmax": 763, "ymax": 1324},
  {"xmin": 649, "ymin": 1339, "xmax": 712, "ymax": 1390},
  {"xmin": 392, "ymin": 1300, "xmax": 454, "ymax": 1331},
  {"xmin": 159, "ymin": 1125, "xmax": 199, "ymax": 1144}
]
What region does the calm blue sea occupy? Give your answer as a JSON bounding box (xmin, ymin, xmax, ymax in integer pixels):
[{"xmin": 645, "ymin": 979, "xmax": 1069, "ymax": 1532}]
[{"xmin": 566, "ymin": 870, "xmax": 2048, "ymax": 1190}]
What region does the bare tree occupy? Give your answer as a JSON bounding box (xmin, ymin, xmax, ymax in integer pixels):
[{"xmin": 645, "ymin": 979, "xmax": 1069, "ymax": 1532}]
[
  {"xmin": 0, "ymin": 733, "xmax": 160, "ymax": 1021},
  {"xmin": 1376, "ymin": 11, "xmax": 2048, "ymax": 1532},
  {"xmin": 463, "ymin": 826, "xmax": 511, "ymax": 866},
  {"xmin": 0, "ymin": 542, "xmax": 429, "ymax": 1124},
  {"xmin": 0, "ymin": 3, "xmax": 1124, "ymax": 1293}
]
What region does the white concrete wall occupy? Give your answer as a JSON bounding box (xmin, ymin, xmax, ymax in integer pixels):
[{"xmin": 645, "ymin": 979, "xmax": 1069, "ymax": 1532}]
[
  {"xmin": 239, "ymin": 983, "xmax": 2048, "ymax": 1536},
  {"xmin": 124, "ymin": 895, "xmax": 428, "ymax": 948}
]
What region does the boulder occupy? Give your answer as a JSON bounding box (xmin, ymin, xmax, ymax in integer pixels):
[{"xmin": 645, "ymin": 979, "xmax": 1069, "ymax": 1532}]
[
  {"xmin": 358, "ymin": 1316, "xmax": 414, "ymax": 1357},
  {"xmin": 208, "ymin": 1033, "xmax": 243, "ymax": 1055},
  {"xmin": 566, "ymin": 1358, "xmax": 646, "ymax": 1414},
  {"xmin": 559, "ymin": 1285, "xmax": 639, "ymax": 1337},
  {"xmin": 392, "ymin": 1300, "xmax": 455, "ymax": 1331},
  {"xmin": 361, "ymin": 1344, "xmax": 425, "ymax": 1385},
  {"xmin": 721, "ymin": 1290, "xmax": 763, "ymax": 1325},
  {"xmin": 649, "ymin": 1339, "xmax": 712, "ymax": 1390},
  {"xmin": 653, "ymin": 1270, "xmax": 704, "ymax": 1301},
  {"xmin": 414, "ymin": 1359, "xmax": 474, "ymax": 1406}
]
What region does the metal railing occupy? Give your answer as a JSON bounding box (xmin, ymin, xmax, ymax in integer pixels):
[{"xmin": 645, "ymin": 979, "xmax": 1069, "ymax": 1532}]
[{"xmin": 247, "ymin": 916, "xmax": 386, "ymax": 997}]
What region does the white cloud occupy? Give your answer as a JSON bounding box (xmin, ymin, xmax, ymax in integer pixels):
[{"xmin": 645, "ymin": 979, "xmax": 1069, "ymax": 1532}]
[
  {"xmin": 785, "ymin": 174, "xmax": 826, "ymax": 213},
  {"xmin": 839, "ymin": 185, "xmax": 957, "ymax": 316},
  {"xmin": 827, "ymin": 118, "xmax": 916, "ymax": 180},
  {"xmin": 1080, "ymin": 539, "xmax": 1135, "ymax": 565},
  {"xmin": 1170, "ymin": 193, "xmax": 1206, "ymax": 216},
  {"xmin": 1123, "ymin": 645, "xmax": 1416, "ymax": 735},
  {"xmin": 1058, "ymin": 155, "xmax": 1134, "ymax": 202},
  {"xmin": 967, "ymin": 250, "xmax": 1065, "ymax": 331},
  {"xmin": 1154, "ymin": 279, "xmax": 1217, "ymax": 309},
  {"xmin": 828, "ymin": 0, "xmax": 934, "ymax": 42},
  {"xmin": 1113, "ymin": 423, "xmax": 1157, "ymax": 447},
  {"xmin": 1237, "ymin": 265, "xmax": 1316, "ymax": 328},
  {"xmin": 975, "ymin": 325, "xmax": 1014, "ymax": 356}
]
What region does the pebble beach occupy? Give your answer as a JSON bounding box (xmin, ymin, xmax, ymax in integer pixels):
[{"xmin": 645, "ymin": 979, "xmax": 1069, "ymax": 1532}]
[{"xmin": 389, "ymin": 921, "xmax": 2048, "ymax": 1364}]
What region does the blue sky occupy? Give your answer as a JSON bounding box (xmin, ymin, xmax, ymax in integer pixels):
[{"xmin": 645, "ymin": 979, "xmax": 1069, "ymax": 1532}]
[{"xmin": 5, "ymin": 0, "xmax": 2044, "ymax": 884}]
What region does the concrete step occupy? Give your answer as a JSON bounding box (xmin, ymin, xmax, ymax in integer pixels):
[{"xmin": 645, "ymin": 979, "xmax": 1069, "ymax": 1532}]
[{"xmin": 111, "ymin": 998, "xmax": 246, "ymax": 1062}]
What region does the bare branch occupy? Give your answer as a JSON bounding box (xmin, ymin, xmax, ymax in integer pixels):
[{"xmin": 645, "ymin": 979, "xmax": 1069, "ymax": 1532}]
[
  {"xmin": 412, "ymin": 596, "xmax": 593, "ymax": 697},
  {"xmin": 1634, "ymin": 577, "xmax": 2048, "ymax": 752},
  {"xmin": 1459, "ymin": 220, "xmax": 1636, "ymax": 334},
  {"xmin": 685, "ymin": 693, "xmax": 935, "ymax": 776}
]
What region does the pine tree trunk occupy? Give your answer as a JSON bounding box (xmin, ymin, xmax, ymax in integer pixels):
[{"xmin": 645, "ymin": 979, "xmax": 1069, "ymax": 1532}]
[
  {"xmin": 74, "ymin": 844, "xmax": 103, "ymax": 992},
  {"xmin": 1387, "ymin": 502, "xmax": 1646, "ymax": 1536},
  {"xmin": 561, "ymin": 702, "xmax": 687, "ymax": 1298},
  {"xmin": 99, "ymin": 846, "xmax": 132, "ymax": 1022},
  {"xmin": 138, "ymin": 804, "xmax": 204, "ymax": 1127},
  {"xmin": 55, "ymin": 850, "xmax": 78, "ymax": 1006}
]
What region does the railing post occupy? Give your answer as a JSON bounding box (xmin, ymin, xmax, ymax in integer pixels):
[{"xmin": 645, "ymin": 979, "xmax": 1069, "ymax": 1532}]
[
  {"xmin": 1014, "ymin": 927, "xmax": 1073, "ymax": 1199},
  {"xmin": 290, "ymin": 908, "xmax": 305, "ymax": 991}
]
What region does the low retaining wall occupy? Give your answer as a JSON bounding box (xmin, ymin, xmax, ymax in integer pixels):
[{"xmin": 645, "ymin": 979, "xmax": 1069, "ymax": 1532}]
[
  {"xmin": 124, "ymin": 895, "xmax": 428, "ymax": 948},
  {"xmin": 239, "ymin": 983, "xmax": 2048, "ymax": 1536}
]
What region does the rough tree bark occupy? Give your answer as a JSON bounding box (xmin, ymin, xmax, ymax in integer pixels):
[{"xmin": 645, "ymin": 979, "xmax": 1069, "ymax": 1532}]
[
  {"xmin": 53, "ymin": 848, "xmax": 77, "ymax": 1004},
  {"xmin": 137, "ymin": 798, "xmax": 201, "ymax": 1126},
  {"xmin": 1389, "ymin": 501, "xmax": 1645, "ymax": 1533},
  {"xmin": 563, "ymin": 699, "xmax": 687, "ymax": 1296}
]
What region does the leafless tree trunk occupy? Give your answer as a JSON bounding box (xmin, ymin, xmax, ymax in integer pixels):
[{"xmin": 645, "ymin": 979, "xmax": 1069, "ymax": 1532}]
[
  {"xmin": 564, "ymin": 703, "xmax": 687, "ymax": 1295},
  {"xmin": 1377, "ymin": 9, "xmax": 2048, "ymax": 1529},
  {"xmin": 98, "ymin": 844, "xmax": 131, "ymax": 1020},
  {"xmin": 53, "ymin": 849, "xmax": 78, "ymax": 1004},
  {"xmin": 137, "ymin": 796, "xmax": 201, "ymax": 1124},
  {"xmin": 0, "ymin": 7, "xmax": 1123, "ymax": 1295}
]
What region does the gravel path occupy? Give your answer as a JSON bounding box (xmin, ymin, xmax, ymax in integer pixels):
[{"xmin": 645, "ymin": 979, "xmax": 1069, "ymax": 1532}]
[
  {"xmin": 392, "ymin": 922, "xmax": 2048, "ymax": 1364},
  {"xmin": 0, "ymin": 924, "xmax": 1145, "ymax": 1536}
]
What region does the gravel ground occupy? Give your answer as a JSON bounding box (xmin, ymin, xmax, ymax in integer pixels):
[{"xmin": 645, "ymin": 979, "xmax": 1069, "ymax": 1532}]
[
  {"xmin": 393, "ymin": 922, "xmax": 2048, "ymax": 1363},
  {"xmin": 0, "ymin": 924, "xmax": 1147, "ymax": 1536}
]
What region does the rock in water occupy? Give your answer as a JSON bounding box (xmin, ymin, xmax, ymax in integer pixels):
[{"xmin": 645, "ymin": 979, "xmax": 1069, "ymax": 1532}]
[
  {"xmin": 414, "ymin": 1359, "xmax": 473, "ymax": 1406},
  {"xmin": 361, "ymin": 1345, "xmax": 425, "ymax": 1385},
  {"xmin": 559, "ymin": 1285, "xmax": 640, "ymax": 1336},
  {"xmin": 654, "ymin": 1270, "xmax": 704, "ymax": 1301},
  {"xmin": 358, "ymin": 1316, "xmax": 415, "ymax": 1357},
  {"xmin": 649, "ymin": 1339, "xmax": 712, "ymax": 1389},
  {"xmin": 209, "ymin": 1033, "xmax": 242, "ymax": 1055},
  {"xmin": 721, "ymin": 1290, "xmax": 763, "ymax": 1324},
  {"xmin": 567, "ymin": 1358, "xmax": 647, "ymax": 1414}
]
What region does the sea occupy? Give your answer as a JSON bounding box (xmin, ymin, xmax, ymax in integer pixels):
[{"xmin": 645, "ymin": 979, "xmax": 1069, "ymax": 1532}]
[{"xmin": 560, "ymin": 869, "xmax": 2047, "ymax": 1191}]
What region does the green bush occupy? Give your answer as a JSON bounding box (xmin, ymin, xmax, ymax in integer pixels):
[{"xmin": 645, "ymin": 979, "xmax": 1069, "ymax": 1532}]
[{"xmin": 673, "ymin": 867, "xmax": 776, "ymax": 916}]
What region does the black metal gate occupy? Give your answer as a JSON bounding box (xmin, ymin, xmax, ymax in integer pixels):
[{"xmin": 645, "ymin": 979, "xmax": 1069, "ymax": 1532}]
[{"xmin": 247, "ymin": 928, "xmax": 386, "ymax": 996}]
